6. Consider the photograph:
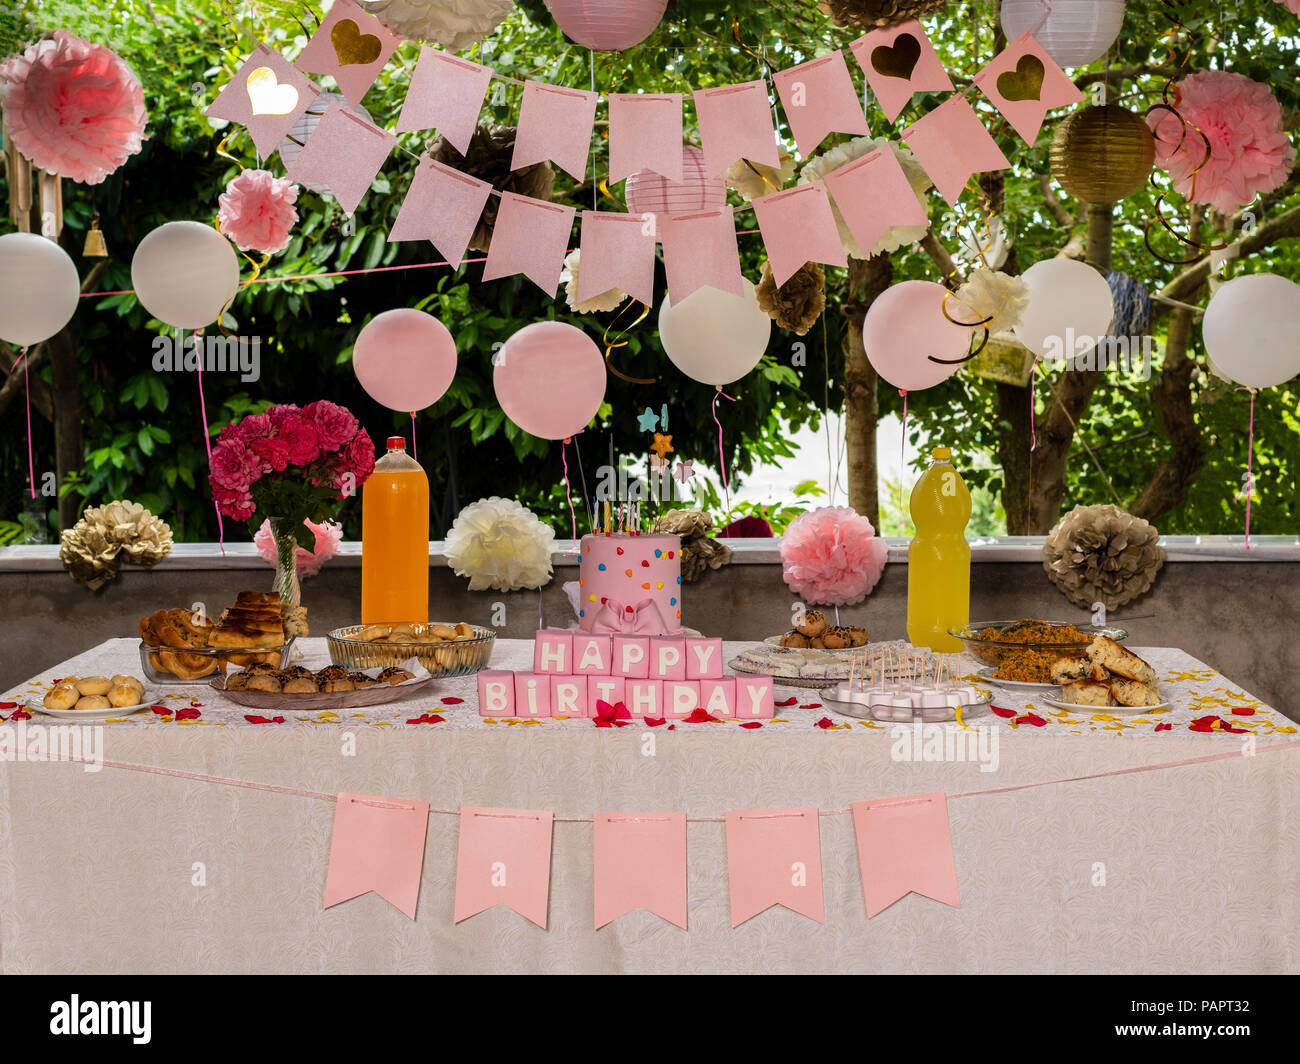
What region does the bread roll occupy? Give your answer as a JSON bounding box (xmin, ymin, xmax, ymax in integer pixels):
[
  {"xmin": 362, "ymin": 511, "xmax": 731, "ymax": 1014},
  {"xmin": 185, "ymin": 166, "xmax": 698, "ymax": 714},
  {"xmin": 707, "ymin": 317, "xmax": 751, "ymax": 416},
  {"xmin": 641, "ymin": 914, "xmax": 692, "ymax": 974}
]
[
  {"xmin": 75, "ymin": 676, "xmax": 111, "ymax": 696},
  {"xmin": 112, "ymin": 674, "xmax": 144, "ymax": 692},
  {"xmin": 282, "ymin": 677, "xmax": 318, "ymax": 694},
  {"xmin": 44, "ymin": 685, "xmax": 79, "ymax": 710},
  {"xmin": 75, "ymin": 695, "xmax": 112, "ymax": 710},
  {"xmin": 108, "ymin": 684, "xmax": 143, "ymax": 708},
  {"xmin": 246, "ymin": 674, "xmax": 283, "ymax": 692}
]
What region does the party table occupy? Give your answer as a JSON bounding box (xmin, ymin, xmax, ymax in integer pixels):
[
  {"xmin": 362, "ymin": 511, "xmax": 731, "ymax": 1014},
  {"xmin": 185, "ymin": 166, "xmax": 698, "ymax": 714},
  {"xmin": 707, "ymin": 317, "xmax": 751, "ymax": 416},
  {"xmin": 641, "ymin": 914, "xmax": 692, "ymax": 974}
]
[{"xmin": 1, "ymin": 638, "xmax": 1297, "ymax": 974}]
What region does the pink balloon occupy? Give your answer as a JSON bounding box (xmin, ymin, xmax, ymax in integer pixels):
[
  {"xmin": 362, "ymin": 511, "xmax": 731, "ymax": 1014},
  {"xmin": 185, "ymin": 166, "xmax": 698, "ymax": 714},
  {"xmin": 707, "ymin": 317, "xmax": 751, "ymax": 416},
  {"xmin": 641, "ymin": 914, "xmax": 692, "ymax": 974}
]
[
  {"xmin": 494, "ymin": 322, "xmax": 606, "ymax": 440},
  {"xmin": 545, "ymin": 0, "xmax": 667, "ymax": 51},
  {"xmin": 862, "ymin": 280, "xmax": 974, "ymax": 392},
  {"xmin": 354, "ymin": 308, "xmax": 458, "ymax": 412}
]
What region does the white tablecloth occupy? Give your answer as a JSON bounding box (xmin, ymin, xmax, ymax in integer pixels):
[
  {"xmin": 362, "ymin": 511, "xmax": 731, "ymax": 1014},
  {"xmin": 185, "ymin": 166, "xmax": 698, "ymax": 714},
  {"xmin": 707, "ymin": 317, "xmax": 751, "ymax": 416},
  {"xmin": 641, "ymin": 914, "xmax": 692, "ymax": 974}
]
[{"xmin": 1, "ymin": 639, "xmax": 1297, "ymax": 974}]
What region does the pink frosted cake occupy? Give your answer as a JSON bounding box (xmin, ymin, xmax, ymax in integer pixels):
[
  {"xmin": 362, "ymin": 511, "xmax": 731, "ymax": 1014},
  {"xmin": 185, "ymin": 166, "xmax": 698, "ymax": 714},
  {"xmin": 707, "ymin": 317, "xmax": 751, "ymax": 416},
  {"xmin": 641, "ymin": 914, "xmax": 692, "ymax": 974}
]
[{"xmin": 575, "ymin": 533, "xmax": 683, "ymax": 635}]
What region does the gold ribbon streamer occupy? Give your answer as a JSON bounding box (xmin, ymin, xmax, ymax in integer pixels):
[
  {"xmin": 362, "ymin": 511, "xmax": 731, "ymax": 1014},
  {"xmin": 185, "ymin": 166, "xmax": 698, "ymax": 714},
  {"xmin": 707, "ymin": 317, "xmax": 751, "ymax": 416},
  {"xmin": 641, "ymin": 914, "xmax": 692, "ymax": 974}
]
[
  {"xmin": 602, "ymin": 299, "xmax": 654, "ymax": 384},
  {"xmin": 927, "ymin": 327, "xmax": 991, "ymax": 367}
]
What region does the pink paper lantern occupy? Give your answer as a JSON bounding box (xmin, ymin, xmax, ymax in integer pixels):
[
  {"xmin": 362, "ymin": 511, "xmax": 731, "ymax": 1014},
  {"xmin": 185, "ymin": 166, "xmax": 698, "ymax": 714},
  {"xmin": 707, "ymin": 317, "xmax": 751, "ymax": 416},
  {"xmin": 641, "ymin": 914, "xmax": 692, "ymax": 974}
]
[
  {"xmin": 625, "ymin": 145, "xmax": 725, "ymax": 216},
  {"xmin": 494, "ymin": 322, "xmax": 606, "ymax": 440},
  {"xmin": 353, "ymin": 308, "xmax": 458, "ymax": 412},
  {"xmin": 545, "ymin": 0, "xmax": 667, "ymax": 51},
  {"xmin": 862, "ymin": 280, "xmax": 974, "ymax": 392}
]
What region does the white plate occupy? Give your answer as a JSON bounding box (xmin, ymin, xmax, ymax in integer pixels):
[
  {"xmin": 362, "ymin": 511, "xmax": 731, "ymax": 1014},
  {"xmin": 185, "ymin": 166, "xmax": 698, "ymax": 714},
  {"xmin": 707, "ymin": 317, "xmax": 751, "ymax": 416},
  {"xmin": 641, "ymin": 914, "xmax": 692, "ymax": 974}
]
[
  {"xmin": 763, "ymin": 635, "xmax": 865, "ymax": 653},
  {"xmin": 1041, "ymin": 695, "xmax": 1171, "ymax": 715},
  {"xmin": 976, "ymin": 667, "xmax": 1058, "ymax": 691},
  {"xmin": 27, "ymin": 692, "xmax": 154, "ymax": 720}
]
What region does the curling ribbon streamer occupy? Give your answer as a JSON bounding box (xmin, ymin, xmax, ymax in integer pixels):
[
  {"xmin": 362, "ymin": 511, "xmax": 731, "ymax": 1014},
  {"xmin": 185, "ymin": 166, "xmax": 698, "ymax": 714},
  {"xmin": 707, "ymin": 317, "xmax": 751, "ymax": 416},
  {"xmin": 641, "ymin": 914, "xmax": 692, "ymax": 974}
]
[
  {"xmin": 602, "ymin": 300, "xmax": 654, "ymax": 384},
  {"xmin": 187, "ymin": 328, "xmax": 225, "ymax": 554},
  {"xmin": 712, "ymin": 388, "xmax": 736, "ymax": 510},
  {"xmin": 1237, "ymin": 387, "xmax": 1256, "ymax": 551},
  {"xmin": 1029, "ymin": 361, "xmax": 1038, "ymax": 452},
  {"xmin": 18, "ymin": 347, "xmax": 35, "ymax": 499},
  {"xmin": 409, "ymin": 412, "xmax": 418, "ymax": 461},
  {"xmin": 561, "ymin": 436, "xmax": 579, "ymax": 543}
]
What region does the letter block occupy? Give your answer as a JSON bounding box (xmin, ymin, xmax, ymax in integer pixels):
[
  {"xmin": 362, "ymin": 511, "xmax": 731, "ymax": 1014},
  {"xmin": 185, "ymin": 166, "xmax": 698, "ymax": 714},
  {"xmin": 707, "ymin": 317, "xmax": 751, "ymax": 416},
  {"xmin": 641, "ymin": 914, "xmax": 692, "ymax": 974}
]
[
  {"xmin": 626, "ymin": 679, "xmax": 661, "ymax": 718},
  {"xmin": 514, "ymin": 673, "xmax": 552, "ymax": 717},
  {"xmin": 533, "ymin": 629, "xmax": 573, "ymax": 674},
  {"xmin": 612, "ymin": 635, "xmax": 650, "ymax": 677},
  {"xmin": 477, "ymin": 671, "xmax": 516, "ymax": 717},
  {"xmin": 734, "ymin": 674, "xmax": 775, "ymax": 719},
  {"xmin": 587, "ymin": 674, "xmax": 626, "ymax": 713},
  {"xmin": 685, "ymin": 637, "xmax": 724, "ymax": 679},
  {"xmin": 572, "ymin": 633, "xmax": 612, "ymax": 674},
  {"xmin": 549, "ymin": 675, "xmax": 589, "ymax": 718},
  {"xmin": 698, "ymin": 677, "xmax": 736, "ymax": 719},
  {"xmin": 650, "ymin": 636, "xmax": 686, "ymax": 680},
  {"xmin": 664, "ymin": 679, "xmax": 700, "ymax": 719}
]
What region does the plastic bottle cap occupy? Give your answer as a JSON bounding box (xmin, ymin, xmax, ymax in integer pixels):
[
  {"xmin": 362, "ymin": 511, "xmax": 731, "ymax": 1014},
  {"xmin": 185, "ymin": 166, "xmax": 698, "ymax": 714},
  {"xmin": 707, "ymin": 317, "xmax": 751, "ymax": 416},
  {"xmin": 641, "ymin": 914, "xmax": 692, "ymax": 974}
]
[
  {"xmin": 932, "ymin": 447, "xmax": 952, "ymax": 461},
  {"xmin": 387, "ymin": 437, "xmax": 405, "ymax": 450}
]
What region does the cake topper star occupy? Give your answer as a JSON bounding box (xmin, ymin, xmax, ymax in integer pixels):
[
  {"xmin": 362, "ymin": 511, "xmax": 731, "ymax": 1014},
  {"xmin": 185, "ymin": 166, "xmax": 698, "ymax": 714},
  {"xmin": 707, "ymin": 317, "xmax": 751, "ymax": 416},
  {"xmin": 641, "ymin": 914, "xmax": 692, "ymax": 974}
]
[
  {"xmin": 637, "ymin": 407, "xmax": 659, "ymax": 432},
  {"xmin": 649, "ymin": 452, "xmax": 669, "ymax": 471},
  {"xmin": 674, "ymin": 459, "xmax": 696, "ymax": 484},
  {"xmin": 651, "ymin": 433, "xmax": 674, "ymax": 458}
]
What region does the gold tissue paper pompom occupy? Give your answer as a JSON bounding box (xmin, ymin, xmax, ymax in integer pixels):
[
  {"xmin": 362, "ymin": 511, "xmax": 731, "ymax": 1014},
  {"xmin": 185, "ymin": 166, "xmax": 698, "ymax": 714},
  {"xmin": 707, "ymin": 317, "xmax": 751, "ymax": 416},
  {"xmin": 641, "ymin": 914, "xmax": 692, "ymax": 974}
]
[
  {"xmin": 1042, "ymin": 503, "xmax": 1165, "ymax": 610},
  {"xmin": 756, "ymin": 260, "xmax": 826, "ymax": 336},
  {"xmin": 59, "ymin": 500, "xmax": 173, "ymax": 591},
  {"xmin": 820, "ymin": 0, "xmax": 948, "ymax": 29},
  {"xmin": 652, "ymin": 508, "xmax": 732, "ymax": 583},
  {"xmin": 1050, "ymin": 105, "xmax": 1156, "ymax": 204}
]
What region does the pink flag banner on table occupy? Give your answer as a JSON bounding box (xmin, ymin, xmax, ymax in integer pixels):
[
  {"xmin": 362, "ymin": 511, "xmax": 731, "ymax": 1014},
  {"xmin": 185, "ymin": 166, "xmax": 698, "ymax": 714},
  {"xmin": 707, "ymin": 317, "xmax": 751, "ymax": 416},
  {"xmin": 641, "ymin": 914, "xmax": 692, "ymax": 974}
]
[
  {"xmin": 205, "ymin": 45, "xmax": 320, "ymax": 159},
  {"xmin": 512, "ymin": 81, "xmax": 600, "ymax": 181},
  {"xmin": 396, "ymin": 47, "xmax": 494, "ymax": 155},
  {"xmin": 388, "ymin": 157, "xmax": 492, "ymax": 266},
  {"xmin": 852, "ymin": 792, "xmax": 961, "ymax": 918},
  {"xmin": 453, "ymin": 806, "xmax": 555, "ymax": 928},
  {"xmin": 293, "ymin": 0, "xmax": 399, "ymax": 109},
  {"xmin": 285, "ymin": 101, "xmax": 395, "ymax": 215},
  {"xmin": 771, "ymin": 51, "xmax": 869, "ymax": 158},
  {"xmin": 693, "ymin": 81, "xmax": 780, "ymax": 177},
  {"xmin": 593, "ymin": 812, "xmax": 688, "ymax": 930},
  {"xmin": 751, "ymin": 181, "xmax": 847, "ymax": 286},
  {"xmin": 608, "ymin": 93, "xmax": 685, "ymax": 183},
  {"xmin": 725, "ymin": 807, "xmax": 825, "ymax": 927},
  {"xmin": 902, "ymin": 95, "xmax": 1010, "ymax": 206},
  {"xmin": 659, "ymin": 206, "xmax": 743, "ymax": 301},
  {"xmin": 322, "ymin": 793, "xmax": 430, "ymax": 919},
  {"xmin": 482, "ymin": 192, "xmax": 577, "ymax": 297},
  {"xmin": 577, "ymin": 211, "xmax": 658, "ymax": 307},
  {"xmin": 971, "ymin": 32, "xmax": 1084, "ymax": 146},
  {"xmin": 823, "ymin": 145, "xmax": 929, "ymax": 258},
  {"xmin": 850, "ymin": 21, "xmax": 955, "ymax": 124}
]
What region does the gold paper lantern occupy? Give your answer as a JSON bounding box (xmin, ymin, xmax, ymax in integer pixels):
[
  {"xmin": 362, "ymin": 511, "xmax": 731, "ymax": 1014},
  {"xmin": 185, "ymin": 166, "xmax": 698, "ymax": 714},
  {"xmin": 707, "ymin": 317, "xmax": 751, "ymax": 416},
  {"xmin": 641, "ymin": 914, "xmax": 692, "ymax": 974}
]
[{"xmin": 1050, "ymin": 105, "xmax": 1155, "ymax": 204}]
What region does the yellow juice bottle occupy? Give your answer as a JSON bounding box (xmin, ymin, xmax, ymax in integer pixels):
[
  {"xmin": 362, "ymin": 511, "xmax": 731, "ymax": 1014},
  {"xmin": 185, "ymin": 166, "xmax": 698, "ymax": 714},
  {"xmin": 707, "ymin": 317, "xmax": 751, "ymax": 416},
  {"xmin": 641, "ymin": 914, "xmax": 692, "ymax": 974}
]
[
  {"xmin": 906, "ymin": 446, "xmax": 971, "ymax": 652},
  {"xmin": 361, "ymin": 436, "xmax": 430, "ymax": 624}
]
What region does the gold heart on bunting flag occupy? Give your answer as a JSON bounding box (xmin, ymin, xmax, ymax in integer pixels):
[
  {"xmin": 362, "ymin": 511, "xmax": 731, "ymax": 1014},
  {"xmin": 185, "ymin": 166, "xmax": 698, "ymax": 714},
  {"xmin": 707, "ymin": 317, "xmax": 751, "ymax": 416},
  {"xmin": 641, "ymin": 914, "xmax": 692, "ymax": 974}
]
[
  {"xmin": 996, "ymin": 54, "xmax": 1045, "ymax": 102},
  {"xmin": 331, "ymin": 18, "xmax": 383, "ymax": 66},
  {"xmin": 245, "ymin": 66, "xmax": 300, "ymax": 115},
  {"xmin": 871, "ymin": 32, "xmax": 921, "ymax": 80}
]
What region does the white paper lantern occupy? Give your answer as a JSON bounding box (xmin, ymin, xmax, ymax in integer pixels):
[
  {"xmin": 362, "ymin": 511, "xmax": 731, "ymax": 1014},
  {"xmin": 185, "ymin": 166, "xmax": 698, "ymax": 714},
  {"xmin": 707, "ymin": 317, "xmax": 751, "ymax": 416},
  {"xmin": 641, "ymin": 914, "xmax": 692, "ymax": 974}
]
[
  {"xmin": 659, "ymin": 280, "xmax": 772, "ymax": 387},
  {"xmin": 1202, "ymin": 273, "xmax": 1300, "ymax": 389},
  {"xmin": 276, "ymin": 92, "xmax": 372, "ymax": 195},
  {"xmin": 355, "ymin": 0, "xmax": 513, "ymax": 52},
  {"xmin": 1000, "ymin": 0, "xmax": 1126, "ymax": 68},
  {"xmin": 131, "ymin": 221, "xmax": 240, "ymax": 329},
  {"xmin": 625, "ymin": 145, "xmax": 725, "ymax": 216},
  {"xmin": 545, "ymin": 0, "xmax": 667, "ymax": 50},
  {"xmin": 0, "ymin": 232, "xmax": 81, "ymax": 346},
  {"xmin": 1013, "ymin": 258, "xmax": 1115, "ymax": 361}
]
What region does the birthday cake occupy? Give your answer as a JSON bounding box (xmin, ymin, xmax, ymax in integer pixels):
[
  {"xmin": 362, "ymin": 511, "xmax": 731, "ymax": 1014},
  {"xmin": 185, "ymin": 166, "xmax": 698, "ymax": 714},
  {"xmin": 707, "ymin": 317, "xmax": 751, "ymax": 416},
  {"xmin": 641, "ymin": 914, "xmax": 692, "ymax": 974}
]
[{"xmin": 568, "ymin": 532, "xmax": 683, "ymax": 635}]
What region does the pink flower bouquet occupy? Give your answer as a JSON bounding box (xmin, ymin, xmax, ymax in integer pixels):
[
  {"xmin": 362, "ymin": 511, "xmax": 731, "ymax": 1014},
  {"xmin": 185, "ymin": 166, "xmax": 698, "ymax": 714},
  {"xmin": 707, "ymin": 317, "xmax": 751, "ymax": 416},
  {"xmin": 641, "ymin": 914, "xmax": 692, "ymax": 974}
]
[{"xmin": 209, "ymin": 400, "xmax": 374, "ymax": 549}]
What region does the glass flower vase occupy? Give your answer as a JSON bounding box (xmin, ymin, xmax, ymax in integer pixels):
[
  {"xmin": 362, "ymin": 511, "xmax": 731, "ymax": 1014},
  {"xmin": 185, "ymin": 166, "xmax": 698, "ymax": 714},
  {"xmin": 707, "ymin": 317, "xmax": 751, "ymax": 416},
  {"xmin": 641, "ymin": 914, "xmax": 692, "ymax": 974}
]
[{"xmin": 267, "ymin": 516, "xmax": 302, "ymax": 611}]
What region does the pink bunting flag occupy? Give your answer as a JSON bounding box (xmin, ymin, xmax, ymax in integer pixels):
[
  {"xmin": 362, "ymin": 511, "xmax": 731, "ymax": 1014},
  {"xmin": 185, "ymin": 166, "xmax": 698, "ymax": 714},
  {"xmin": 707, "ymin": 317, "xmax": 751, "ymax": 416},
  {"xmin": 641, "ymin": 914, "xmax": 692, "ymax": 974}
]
[
  {"xmin": 453, "ymin": 806, "xmax": 554, "ymax": 928},
  {"xmin": 608, "ymin": 93, "xmax": 684, "ymax": 183},
  {"xmin": 482, "ymin": 192, "xmax": 577, "ymax": 297},
  {"xmin": 772, "ymin": 51, "xmax": 869, "ymax": 158},
  {"xmin": 577, "ymin": 211, "xmax": 658, "ymax": 307},
  {"xmin": 593, "ymin": 812, "xmax": 688, "ymax": 930},
  {"xmin": 204, "ymin": 44, "xmax": 320, "ymax": 159},
  {"xmin": 396, "ymin": 47, "xmax": 493, "ymax": 155},
  {"xmin": 388, "ymin": 157, "xmax": 492, "ymax": 267},
  {"xmin": 725, "ymin": 806, "xmax": 824, "ymax": 927},
  {"xmin": 512, "ymin": 81, "xmax": 599, "ymax": 181},
  {"xmin": 901, "ymin": 95, "xmax": 1010, "ymax": 206},
  {"xmin": 823, "ymin": 145, "xmax": 929, "ymax": 259},
  {"xmin": 850, "ymin": 21, "xmax": 955, "ymax": 124},
  {"xmin": 971, "ymin": 32, "xmax": 1085, "ymax": 146},
  {"xmin": 693, "ymin": 80, "xmax": 780, "ymax": 177},
  {"xmin": 751, "ymin": 181, "xmax": 847, "ymax": 287},
  {"xmin": 322, "ymin": 792, "xmax": 430, "ymax": 919},
  {"xmin": 659, "ymin": 206, "xmax": 743, "ymax": 301},
  {"xmin": 293, "ymin": 0, "xmax": 400, "ymax": 109},
  {"xmin": 284, "ymin": 100, "xmax": 395, "ymax": 215},
  {"xmin": 852, "ymin": 792, "xmax": 960, "ymax": 918}
]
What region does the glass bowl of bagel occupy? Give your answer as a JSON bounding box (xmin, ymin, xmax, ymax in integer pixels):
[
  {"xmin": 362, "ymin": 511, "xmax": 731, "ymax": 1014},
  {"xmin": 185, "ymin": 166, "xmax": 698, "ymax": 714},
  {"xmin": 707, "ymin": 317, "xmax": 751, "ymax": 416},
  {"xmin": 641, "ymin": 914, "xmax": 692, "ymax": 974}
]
[{"xmin": 327, "ymin": 621, "xmax": 495, "ymax": 677}]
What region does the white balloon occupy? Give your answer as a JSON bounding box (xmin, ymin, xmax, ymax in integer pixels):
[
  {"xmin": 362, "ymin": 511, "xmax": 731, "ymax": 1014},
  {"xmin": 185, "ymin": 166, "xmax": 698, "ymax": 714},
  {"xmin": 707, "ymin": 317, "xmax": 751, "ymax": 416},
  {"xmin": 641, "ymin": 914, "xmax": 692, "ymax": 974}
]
[
  {"xmin": 1202, "ymin": 273, "xmax": 1300, "ymax": 389},
  {"xmin": 1013, "ymin": 258, "xmax": 1115, "ymax": 362},
  {"xmin": 0, "ymin": 232, "xmax": 81, "ymax": 346},
  {"xmin": 659, "ymin": 280, "xmax": 771, "ymax": 387},
  {"xmin": 1001, "ymin": 0, "xmax": 1126, "ymax": 68},
  {"xmin": 131, "ymin": 221, "xmax": 240, "ymax": 329}
]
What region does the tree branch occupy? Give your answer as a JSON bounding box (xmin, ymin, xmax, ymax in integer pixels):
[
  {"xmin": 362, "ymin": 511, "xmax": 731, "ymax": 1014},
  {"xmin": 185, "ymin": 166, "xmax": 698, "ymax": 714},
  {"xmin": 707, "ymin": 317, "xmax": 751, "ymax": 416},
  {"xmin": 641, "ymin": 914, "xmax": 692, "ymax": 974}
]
[{"xmin": 1038, "ymin": 174, "xmax": 1076, "ymax": 228}]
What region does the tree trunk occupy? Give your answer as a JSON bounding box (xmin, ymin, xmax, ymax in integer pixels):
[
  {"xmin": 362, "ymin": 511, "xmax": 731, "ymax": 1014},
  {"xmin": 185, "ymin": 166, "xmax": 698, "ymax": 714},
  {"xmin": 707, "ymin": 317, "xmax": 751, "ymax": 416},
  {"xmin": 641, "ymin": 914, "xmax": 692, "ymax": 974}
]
[
  {"xmin": 997, "ymin": 382, "xmax": 1033, "ymax": 532},
  {"xmin": 47, "ymin": 327, "xmax": 82, "ymax": 529},
  {"xmin": 843, "ymin": 252, "xmax": 895, "ymax": 526}
]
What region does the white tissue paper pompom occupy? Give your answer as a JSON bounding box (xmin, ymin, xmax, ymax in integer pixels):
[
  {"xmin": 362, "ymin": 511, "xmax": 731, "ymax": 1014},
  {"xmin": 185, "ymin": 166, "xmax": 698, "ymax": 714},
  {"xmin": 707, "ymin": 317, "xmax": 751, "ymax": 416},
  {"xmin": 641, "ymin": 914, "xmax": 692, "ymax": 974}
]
[
  {"xmin": 798, "ymin": 136, "xmax": 932, "ymax": 257},
  {"xmin": 723, "ymin": 153, "xmax": 797, "ymax": 200},
  {"xmin": 357, "ymin": 0, "xmax": 514, "ymax": 52},
  {"xmin": 559, "ymin": 250, "xmax": 626, "ymax": 314},
  {"xmin": 445, "ymin": 496, "xmax": 556, "ymax": 591},
  {"xmin": 954, "ymin": 268, "xmax": 1031, "ymax": 335}
]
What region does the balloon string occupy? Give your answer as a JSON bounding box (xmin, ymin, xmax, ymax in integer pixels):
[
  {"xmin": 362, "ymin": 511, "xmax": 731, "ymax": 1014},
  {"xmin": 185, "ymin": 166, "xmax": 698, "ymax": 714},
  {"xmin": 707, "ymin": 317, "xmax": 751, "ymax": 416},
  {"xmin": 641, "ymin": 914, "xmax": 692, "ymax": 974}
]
[
  {"xmin": 561, "ymin": 437, "xmax": 578, "ymax": 545},
  {"xmin": 1029, "ymin": 360, "xmax": 1038, "ymax": 452},
  {"xmin": 1238, "ymin": 387, "xmax": 1256, "ymax": 551},
  {"xmin": 409, "ymin": 412, "xmax": 417, "ymax": 461},
  {"xmin": 188, "ymin": 328, "xmax": 225, "ymax": 555},
  {"xmin": 19, "ymin": 347, "xmax": 34, "ymax": 500},
  {"xmin": 712, "ymin": 388, "xmax": 736, "ymax": 511},
  {"xmin": 900, "ymin": 389, "xmax": 907, "ymax": 527}
]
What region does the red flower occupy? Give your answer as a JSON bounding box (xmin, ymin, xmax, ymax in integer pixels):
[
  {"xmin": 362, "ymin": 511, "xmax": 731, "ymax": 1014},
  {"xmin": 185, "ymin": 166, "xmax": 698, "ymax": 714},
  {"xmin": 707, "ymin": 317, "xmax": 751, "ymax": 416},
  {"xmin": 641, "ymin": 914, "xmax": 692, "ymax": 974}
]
[
  {"xmin": 991, "ymin": 706, "xmax": 1017, "ymax": 718},
  {"xmin": 814, "ymin": 716, "xmax": 835, "ymax": 729},
  {"xmin": 302, "ymin": 400, "xmax": 359, "ymax": 451},
  {"xmin": 740, "ymin": 721, "xmax": 763, "ymax": 729},
  {"xmin": 775, "ymin": 697, "xmax": 798, "ymax": 707},
  {"xmin": 685, "ymin": 708, "xmax": 721, "ymax": 723}
]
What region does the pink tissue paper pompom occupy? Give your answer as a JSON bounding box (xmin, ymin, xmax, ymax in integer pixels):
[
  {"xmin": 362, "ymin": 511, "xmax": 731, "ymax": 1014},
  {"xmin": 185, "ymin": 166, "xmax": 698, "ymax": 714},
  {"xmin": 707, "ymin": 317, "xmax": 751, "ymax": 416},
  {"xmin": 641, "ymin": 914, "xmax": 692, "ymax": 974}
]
[
  {"xmin": 0, "ymin": 31, "xmax": 146, "ymax": 185},
  {"xmin": 255, "ymin": 518, "xmax": 343, "ymax": 578},
  {"xmin": 217, "ymin": 169, "xmax": 300, "ymax": 254},
  {"xmin": 1149, "ymin": 70, "xmax": 1296, "ymax": 215},
  {"xmin": 780, "ymin": 505, "xmax": 888, "ymax": 607},
  {"xmin": 1277, "ymin": 0, "xmax": 1300, "ymax": 16}
]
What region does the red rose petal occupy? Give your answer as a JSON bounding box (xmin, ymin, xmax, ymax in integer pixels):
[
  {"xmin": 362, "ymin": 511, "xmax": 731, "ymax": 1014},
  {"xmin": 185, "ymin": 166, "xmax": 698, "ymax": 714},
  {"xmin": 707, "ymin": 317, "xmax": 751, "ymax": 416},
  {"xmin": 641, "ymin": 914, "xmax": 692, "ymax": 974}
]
[
  {"xmin": 440, "ymin": 697, "xmax": 464, "ymax": 705},
  {"xmin": 10, "ymin": 709, "xmax": 30, "ymax": 720},
  {"xmin": 800, "ymin": 703, "xmax": 822, "ymax": 709},
  {"xmin": 594, "ymin": 719, "xmax": 613, "ymax": 728},
  {"xmin": 1013, "ymin": 713, "xmax": 1047, "ymax": 727},
  {"xmin": 1189, "ymin": 715, "xmax": 1222, "ymax": 733},
  {"xmin": 814, "ymin": 716, "xmax": 835, "ymax": 729},
  {"xmin": 1230, "ymin": 707, "xmax": 1255, "ymax": 716},
  {"xmin": 685, "ymin": 708, "xmax": 721, "ymax": 723},
  {"xmin": 406, "ymin": 713, "xmax": 446, "ymax": 724},
  {"xmin": 151, "ymin": 706, "xmax": 171, "ymax": 716},
  {"xmin": 644, "ymin": 716, "xmax": 667, "ymax": 727},
  {"xmin": 991, "ymin": 706, "xmax": 1017, "ymax": 718},
  {"xmin": 775, "ymin": 697, "xmax": 798, "ymax": 707},
  {"xmin": 0, "ymin": 701, "xmax": 17, "ymax": 709},
  {"xmin": 174, "ymin": 708, "xmax": 201, "ymax": 721},
  {"xmin": 1154, "ymin": 722, "xmax": 1172, "ymax": 732},
  {"xmin": 740, "ymin": 721, "xmax": 763, "ymax": 729}
]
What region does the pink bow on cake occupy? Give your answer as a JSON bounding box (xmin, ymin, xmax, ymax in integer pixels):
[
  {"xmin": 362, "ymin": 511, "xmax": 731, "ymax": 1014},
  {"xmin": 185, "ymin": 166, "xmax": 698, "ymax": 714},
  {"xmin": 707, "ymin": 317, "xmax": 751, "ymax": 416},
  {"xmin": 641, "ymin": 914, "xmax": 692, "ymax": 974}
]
[{"xmin": 588, "ymin": 598, "xmax": 670, "ymax": 635}]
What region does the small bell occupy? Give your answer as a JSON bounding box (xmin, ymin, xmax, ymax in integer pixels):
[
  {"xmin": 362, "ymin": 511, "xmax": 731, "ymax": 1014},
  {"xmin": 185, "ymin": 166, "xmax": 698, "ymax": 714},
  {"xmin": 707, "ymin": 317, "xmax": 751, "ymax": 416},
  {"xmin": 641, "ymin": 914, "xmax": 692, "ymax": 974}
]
[{"xmin": 83, "ymin": 213, "xmax": 108, "ymax": 258}]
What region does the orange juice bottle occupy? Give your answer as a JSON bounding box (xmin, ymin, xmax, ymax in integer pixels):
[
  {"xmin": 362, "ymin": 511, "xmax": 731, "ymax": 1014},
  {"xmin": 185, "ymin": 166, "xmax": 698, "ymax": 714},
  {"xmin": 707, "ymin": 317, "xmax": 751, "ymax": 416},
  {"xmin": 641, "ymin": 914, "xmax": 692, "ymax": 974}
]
[
  {"xmin": 361, "ymin": 437, "xmax": 429, "ymax": 624},
  {"xmin": 906, "ymin": 446, "xmax": 971, "ymax": 652}
]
